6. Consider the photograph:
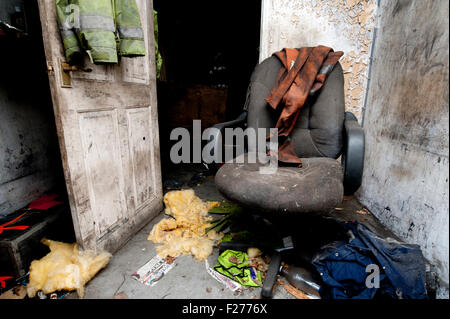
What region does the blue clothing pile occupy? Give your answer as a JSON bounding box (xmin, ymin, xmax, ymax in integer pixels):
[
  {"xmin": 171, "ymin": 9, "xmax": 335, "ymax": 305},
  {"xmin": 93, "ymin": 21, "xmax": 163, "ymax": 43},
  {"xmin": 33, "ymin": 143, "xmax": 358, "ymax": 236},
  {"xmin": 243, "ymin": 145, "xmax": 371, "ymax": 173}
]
[{"xmin": 312, "ymin": 222, "xmax": 428, "ymax": 299}]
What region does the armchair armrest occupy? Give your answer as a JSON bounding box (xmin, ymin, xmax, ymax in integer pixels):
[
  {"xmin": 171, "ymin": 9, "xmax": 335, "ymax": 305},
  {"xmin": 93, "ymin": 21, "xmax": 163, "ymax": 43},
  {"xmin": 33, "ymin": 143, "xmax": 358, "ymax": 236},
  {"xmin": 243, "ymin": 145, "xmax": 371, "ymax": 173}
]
[
  {"xmin": 211, "ymin": 111, "xmax": 248, "ymax": 131},
  {"xmin": 342, "ymin": 112, "xmax": 365, "ymax": 195},
  {"xmin": 204, "ymin": 111, "xmax": 248, "ymax": 172}
]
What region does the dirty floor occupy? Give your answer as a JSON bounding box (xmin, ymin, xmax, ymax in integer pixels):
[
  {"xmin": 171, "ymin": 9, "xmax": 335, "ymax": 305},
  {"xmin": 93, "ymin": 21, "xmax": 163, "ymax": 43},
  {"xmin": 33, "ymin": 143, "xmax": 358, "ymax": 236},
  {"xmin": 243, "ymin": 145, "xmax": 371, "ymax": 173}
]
[{"xmin": 67, "ymin": 164, "xmax": 398, "ymax": 299}]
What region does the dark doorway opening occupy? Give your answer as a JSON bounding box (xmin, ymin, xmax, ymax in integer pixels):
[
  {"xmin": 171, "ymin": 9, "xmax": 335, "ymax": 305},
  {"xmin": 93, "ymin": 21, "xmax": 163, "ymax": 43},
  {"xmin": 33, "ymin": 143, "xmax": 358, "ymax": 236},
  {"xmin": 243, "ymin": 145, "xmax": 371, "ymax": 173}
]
[
  {"xmin": 0, "ymin": 0, "xmax": 76, "ymax": 282},
  {"xmin": 154, "ymin": 0, "xmax": 262, "ymax": 178}
]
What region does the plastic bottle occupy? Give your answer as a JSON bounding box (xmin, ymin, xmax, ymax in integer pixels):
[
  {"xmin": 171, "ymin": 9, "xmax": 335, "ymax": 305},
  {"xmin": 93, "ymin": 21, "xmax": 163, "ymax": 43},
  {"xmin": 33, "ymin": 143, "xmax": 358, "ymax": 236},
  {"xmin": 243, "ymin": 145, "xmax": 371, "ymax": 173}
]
[{"xmin": 280, "ymin": 264, "xmax": 321, "ymax": 299}]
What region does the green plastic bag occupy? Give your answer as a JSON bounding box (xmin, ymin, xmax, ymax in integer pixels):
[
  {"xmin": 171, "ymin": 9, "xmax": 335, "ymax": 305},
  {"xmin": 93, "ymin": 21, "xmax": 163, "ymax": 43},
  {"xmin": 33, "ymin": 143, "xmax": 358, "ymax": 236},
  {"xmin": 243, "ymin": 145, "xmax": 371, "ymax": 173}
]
[{"xmin": 214, "ymin": 250, "xmax": 262, "ymax": 287}]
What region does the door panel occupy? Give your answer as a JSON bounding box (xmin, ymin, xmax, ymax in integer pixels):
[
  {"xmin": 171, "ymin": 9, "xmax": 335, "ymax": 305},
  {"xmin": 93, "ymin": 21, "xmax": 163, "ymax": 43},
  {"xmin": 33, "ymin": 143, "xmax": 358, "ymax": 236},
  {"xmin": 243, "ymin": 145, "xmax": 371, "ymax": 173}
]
[
  {"xmin": 73, "ymin": 60, "xmax": 114, "ymax": 82},
  {"xmin": 37, "ymin": 0, "xmax": 162, "ymax": 252},
  {"xmin": 122, "ymin": 57, "xmax": 150, "ymax": 84},
  {"xmin": 78, "ymin": 109, "xmax": 126, "ymax": 237},
  {"xmin": 127, "ymin": 107, "xmax": 153, "ymax": 208}
]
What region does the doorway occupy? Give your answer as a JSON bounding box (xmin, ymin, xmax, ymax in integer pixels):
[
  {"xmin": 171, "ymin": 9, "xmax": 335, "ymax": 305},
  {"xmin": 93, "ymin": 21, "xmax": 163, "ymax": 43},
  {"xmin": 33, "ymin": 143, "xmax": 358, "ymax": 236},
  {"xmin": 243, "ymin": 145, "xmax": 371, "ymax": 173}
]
[
  {"xmin": 1, "ymin": 0, "xmax": 262, "ymax": 270},
  {"xmin": 153, "ymin": 0, "xmax": 262, "ymax": 177}
]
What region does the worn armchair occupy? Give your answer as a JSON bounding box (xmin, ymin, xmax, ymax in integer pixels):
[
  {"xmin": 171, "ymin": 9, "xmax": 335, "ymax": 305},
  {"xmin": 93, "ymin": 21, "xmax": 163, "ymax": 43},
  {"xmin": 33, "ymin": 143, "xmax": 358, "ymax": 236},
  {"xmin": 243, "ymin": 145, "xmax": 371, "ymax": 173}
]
[{"xmin": 205, "ymin": 55, "xmax": 365, "ymax": 297}]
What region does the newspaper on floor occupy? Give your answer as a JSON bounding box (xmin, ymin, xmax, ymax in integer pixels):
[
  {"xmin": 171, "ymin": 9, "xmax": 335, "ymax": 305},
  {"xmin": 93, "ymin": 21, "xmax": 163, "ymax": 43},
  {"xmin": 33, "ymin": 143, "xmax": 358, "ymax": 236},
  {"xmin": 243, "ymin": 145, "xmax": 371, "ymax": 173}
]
[
  {"xmin": 205, "ymin": 259, "xmax": 243, "ymax": 292},
  {"xmin": 131, "ymin": 255, "xmax": 177, "ymax": 287}
]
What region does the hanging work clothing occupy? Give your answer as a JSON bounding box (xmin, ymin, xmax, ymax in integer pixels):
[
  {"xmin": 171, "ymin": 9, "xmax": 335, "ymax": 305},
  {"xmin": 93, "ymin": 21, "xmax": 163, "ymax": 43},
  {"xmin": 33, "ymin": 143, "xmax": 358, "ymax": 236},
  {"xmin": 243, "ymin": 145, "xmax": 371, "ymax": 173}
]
[
  {"xmin": 265, "ymin": 46, "xmax": 343, "ymax": 165},
  {"xmin": 153, "ymin": 10, "xmax": 162, "ymax": 79},
  {"xmin": 56, "ymin": 0, "xmax": 145, "ymax": 64}
]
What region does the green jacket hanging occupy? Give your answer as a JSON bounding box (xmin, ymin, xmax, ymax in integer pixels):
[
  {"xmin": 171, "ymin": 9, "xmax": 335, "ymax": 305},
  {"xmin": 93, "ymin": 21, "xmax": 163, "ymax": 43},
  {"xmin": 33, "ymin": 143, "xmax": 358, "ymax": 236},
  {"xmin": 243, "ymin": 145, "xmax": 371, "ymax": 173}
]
[{"xmin": 56, "ymin": 0, "xmax": 145, "ymax": 64}]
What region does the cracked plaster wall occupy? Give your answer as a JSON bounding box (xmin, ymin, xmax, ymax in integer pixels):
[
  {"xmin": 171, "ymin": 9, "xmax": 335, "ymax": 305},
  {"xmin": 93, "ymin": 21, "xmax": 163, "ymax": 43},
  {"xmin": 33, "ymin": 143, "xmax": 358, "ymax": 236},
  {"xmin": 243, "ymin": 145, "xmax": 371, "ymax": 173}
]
[
  {"xmin": 357, "ymin": 0, "xmax": 449, "ymax": 298},
  {"xmin": 260, "ymin": 0, "xmax": 449, "ymax": 298},
  {"xmin": 260, "ymin": 0, "xmax": 377, "ymax": 121}
]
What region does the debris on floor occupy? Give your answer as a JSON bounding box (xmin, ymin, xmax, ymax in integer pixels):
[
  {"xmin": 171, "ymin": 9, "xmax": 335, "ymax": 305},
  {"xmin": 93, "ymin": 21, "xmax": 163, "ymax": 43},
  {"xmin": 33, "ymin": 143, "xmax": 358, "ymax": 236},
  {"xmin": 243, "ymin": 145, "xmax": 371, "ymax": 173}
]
[
  {"xmin": 0, "ymin": 213, "xmax": 29, "ymax": 235},
  {"xmin": 131, "ymin": 255, "xmax": 177, "ymax": 287},
  {"xmin": 0, "ymin": 284, "xmax": 27, "ymax": 299},
  {"xmin": 312, "ymin": 221, "xmax": 428, "ymax": 299},
  {"xmin": 112, "ymin": 291, "xmax": 128, "ymax": 299},
  {"xmin": 37, "ymin": 291, "xmax": 47, "ymax": 299},
  {"xmin": 0, "ymin": 276, "xmax": 13, "ymax": 289},
  {"xmin": 1, "ymin": 193, "xmax": 75, "ymax": 286},
  {"xmin": 278, "ymin": 279, "xmax": 311, "ymax": 299},
  {"xmin": 279, "ymin": 264, "xmax": 321, "ymax": 298},
  {"xmin": 214, "ymin": 250, "xmax": 263, "ymax": 287},
  {"xmin": 27, "ymin": 193, "xmax": 64, "ymax": 210},
  {"xmin": 205, "ymin": 259, "xmax": 243, "ymax": 292},
  {"xmin": 0, "ymin": 193, "xmax": 64, "ymax": 236},
  {"xmin": 33, "ymin": 290, "xmax": 69, "ymax": 299},
  {"xmin": 247, "ymin": 247, "xmax": 262, "ymax": 258},
  {"xmin": 355, "ymin": 208, "xmax": 370, "ymax": 215},
  {"xmin": 248, "ymin": 254, "xmax": 270, "ymax": 282},
  {"xmin": 163, "ymin": 178, "xmax": 184, "ymax": 191},
  {"xmin": 147, "ymin": 189, "xmax": 223, "ymax": 261},
  {"xmin": 26, "ymin": 238, "xmax": 111, "ymax": 298},
  {"xmin": 0, "ymin": 271, "xmax": 30, "ymax": 297},
  {"xmin": 206, "ymin": 202, "xmax": 244, "ymax": 233},
  {"xmin": 187, "ymin": 170, "xmax": 214, "ymax": 187}
]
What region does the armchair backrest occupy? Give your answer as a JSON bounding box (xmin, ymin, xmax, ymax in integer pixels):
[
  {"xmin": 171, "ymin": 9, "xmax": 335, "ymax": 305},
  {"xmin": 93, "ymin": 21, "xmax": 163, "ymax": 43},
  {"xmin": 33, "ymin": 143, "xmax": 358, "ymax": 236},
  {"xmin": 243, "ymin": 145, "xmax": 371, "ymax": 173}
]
[{"xmin": 245, "ymin": 56, "xmax": 345, "ymax": 159}]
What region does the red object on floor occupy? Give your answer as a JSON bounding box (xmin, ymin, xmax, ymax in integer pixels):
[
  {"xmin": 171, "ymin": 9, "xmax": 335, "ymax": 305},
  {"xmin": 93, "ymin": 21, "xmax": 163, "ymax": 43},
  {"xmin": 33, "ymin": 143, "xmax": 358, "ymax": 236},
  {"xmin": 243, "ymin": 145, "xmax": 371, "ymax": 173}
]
[
  {"xmin": 0, "ymin": 276, "xmax": 13, "ymax": 288},
  {"xmin": 28, "ymin": 194, "xmax": 63, "ymax": 210},
  {"xmin": 0, "ymin": 194, "xmax": 63, "ymax": 236},
  {"xmin": 0, "ymin": 212, "xmax": 30, "ymax": 235}
]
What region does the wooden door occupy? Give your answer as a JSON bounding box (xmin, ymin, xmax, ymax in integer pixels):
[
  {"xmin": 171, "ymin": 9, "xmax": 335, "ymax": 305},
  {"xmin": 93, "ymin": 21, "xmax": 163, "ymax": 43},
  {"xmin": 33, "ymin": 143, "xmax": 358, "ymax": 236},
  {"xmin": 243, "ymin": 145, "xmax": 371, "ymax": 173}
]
[{"xmin": 37, "ymin": 0, "xmax": 163, "ymax": 252}]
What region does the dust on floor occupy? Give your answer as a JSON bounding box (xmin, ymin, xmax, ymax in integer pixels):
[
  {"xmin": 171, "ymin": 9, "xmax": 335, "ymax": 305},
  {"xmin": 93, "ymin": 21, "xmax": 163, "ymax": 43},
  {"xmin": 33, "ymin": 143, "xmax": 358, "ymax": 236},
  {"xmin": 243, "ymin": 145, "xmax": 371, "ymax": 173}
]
[{"xmin": 68, "ymin": 164, "xmax": 394, "ymax": 299}]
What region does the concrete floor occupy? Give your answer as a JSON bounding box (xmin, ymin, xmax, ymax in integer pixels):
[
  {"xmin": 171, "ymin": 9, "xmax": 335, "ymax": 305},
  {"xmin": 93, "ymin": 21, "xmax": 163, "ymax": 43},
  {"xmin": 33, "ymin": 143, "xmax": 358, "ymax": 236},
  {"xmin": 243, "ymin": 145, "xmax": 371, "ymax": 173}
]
[{"xmin": 69, "ymin": 164, "xmax": 398, "ymax": 299}]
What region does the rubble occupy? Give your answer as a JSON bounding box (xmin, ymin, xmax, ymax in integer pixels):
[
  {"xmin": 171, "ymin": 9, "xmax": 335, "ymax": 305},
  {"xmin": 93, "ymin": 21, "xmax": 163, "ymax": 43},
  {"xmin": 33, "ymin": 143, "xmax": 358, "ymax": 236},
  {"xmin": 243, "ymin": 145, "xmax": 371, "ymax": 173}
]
[
  {"xmin": 148, "ymin": 189, "xmax": 223, "ymax": 261},
  {"xmin": 26, "ymin": 238, "xmax": 111, "ymax": 298}
]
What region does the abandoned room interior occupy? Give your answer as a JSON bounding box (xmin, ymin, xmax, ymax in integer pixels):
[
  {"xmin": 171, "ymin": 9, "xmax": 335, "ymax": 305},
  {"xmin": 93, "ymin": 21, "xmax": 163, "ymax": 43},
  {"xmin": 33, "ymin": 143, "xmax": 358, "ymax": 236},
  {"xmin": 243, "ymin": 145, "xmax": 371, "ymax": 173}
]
[{"xmin": 0, "ymin": 0, "xmax": 448, "ymax": 302}]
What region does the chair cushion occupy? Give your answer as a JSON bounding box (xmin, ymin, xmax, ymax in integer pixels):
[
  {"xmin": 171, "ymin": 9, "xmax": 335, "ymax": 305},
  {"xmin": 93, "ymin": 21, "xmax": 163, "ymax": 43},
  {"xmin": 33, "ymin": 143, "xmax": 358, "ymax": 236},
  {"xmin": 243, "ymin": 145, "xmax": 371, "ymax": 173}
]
[
  {"xmin": 215, "ymin": 154, "xmax": 344, "ymax": 215},
  {"xmin": 245, "ymin": 56, "xmax": 345, "ymax": 159}
]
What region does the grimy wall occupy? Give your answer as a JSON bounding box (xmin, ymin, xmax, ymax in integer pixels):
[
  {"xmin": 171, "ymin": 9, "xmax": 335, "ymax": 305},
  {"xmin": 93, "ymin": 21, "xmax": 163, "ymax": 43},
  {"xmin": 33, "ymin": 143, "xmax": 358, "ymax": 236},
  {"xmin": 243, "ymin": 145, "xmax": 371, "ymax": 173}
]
[
  {"xmin": 260, "ymin": 0, "xmax": 378, "ymax": 121},
  {"xmin": 0, "ymin": 2, "xmax": 62, "ymax": 216},
  {"xmin": 0, "ymin": 58, "xmax": 61, "ymax": 216},
  {"xmin": 260, "ymin": 0, "xmax": 449, "ymax": 297},
  {"xmin": 358, "ymin": 0, "xmax": 449, "ymax": 297}
]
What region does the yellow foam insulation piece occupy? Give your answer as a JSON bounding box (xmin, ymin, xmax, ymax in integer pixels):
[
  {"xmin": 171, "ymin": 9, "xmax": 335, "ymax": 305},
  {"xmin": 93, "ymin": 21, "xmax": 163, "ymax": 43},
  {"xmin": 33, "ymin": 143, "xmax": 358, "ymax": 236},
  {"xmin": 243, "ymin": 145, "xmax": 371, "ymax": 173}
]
[
  {"xmin": 26, "ymin": 238, "xmax": 111, "ymax": 298},
  {"xmin": 148, "ymin": 189, "xmax": 223, "ymax": 261}
]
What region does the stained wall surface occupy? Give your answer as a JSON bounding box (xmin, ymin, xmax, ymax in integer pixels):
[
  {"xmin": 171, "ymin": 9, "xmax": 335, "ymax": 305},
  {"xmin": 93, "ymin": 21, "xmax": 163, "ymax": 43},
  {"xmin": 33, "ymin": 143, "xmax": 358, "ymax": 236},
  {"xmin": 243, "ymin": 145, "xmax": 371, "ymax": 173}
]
[
  {"xmin": 0, "ymin": 57, "xmax": 61, "ymax": 216},
  {"xmin": 259, "ymin": 0, "xmax": 378, "ymax": 120},
  {"xmin": 260, "ymin": 0, "xmax": 449, "ymax": 298},
  {"xmin": 0, "ymin": 2, "xmax": 63, "ymax": 216},
  {"xmin": 358, "ymin": 0, "xmax": 449, "ymax": 297}
]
